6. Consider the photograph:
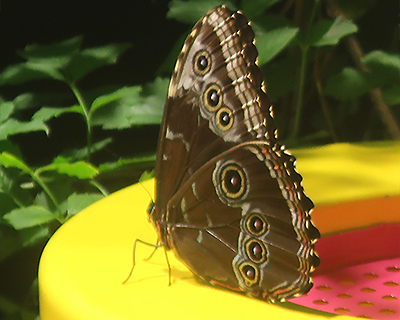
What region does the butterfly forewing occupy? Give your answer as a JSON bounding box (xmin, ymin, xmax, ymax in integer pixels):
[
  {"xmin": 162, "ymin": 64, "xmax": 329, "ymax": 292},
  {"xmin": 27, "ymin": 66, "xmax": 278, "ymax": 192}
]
[
  {"xmin": 155, "ymin": 6, "xmax": 276, "ymax": 210},
  {"xmin": 150, "ymin": 5, "xmax": 319, "ymax": 302}
]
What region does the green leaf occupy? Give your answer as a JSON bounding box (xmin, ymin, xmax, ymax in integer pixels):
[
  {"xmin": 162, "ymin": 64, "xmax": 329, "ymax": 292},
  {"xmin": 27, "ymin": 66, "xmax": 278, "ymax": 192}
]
[
  {"xmin": 242, "ymin": 0, "xmax": 281, "ymax": 19},
  {"xmin": 12, "ymin": 92, "xmax": 67, "ymax": 112},
  {"xmin": 26, "ymin": 58, "xmax": 68, "ymax": 80},
  {"xmin": 18, "ymin": 36, "xmax": 83, "ymax": 60},
  {"xmin": 1, "ymin": 37, "xmax": 130, "ymax": 85},
  {"xmin": 167, "ymin": 0, "xmax": 232, "ymax": 24},
  {"xmin": 62, "ymin": 138, "xmax": 113, "ymax": 161},
  {"xmin": 20, "ymin": 225, "xmax": 53, "ymax": 247},
  {"xmin": 306, "ymin": 17, "xmax": 357, "ymax": 46},
  {"xmin": 40, "ymin": 160, "xmax": 99, "ymax": 179},
  {"xmin": 136, "ymin": 77, "xmax": 168, "ymax": 123},
  {"xmin": 60, "ymin": 193, "xmax": 104, "ymax": 217},
  {"xmin": 363, "ymin": 50, "xmax": 400, "ymax": 85},
  {"xmin": 4, "ymin": 206, "xmax": 56, "ymax": 229},
  {"xmin": 0, "ymin": 140, "xmax": 22, "ymax": 159},
  {"xmin": 90, "ymin": 87, "xmax": 143, "ymax": 129},
  {"xmin": 90, "ymin": 86, "xmax": 142, "ymax": 114},
  {"xmin": 31, "ymin": 107, "xmax": 70, "ymax": 122},
  {"xmin": 139, "ymin": 170, "xmax": 155, "ymax": 182},
  {"xmin": 263, "ymin": 56, "xmax": 299, "ymax": 100},
  {"xmin": 0, "ymin": 62, "xmax": 61, "ymax": 85},
  {"xmin": 66, "ymin": 43, "xmax": 131, "ymax": 82},
  {"xmin": 0, "ymin": 102, "xmax": 14, "ymax": 122},
  {"xmin": 0, "ymin": 186, "xmax": 18, "ymax": 213},
  {"xmin": 324, "ymin": 67, "xmax": 371, "ymax": 100},
  {"xmin": 91, "ymin": 79, "xmax": 167, "ymax": 129},
  {"xmin": 256, "ymin": 27, "xmax": 298, "ymax": 65},
  {"xmin": 382, "ymin": 86, "xmax": 400, "ymax": 106},
  {"xmin": 0, "ymin": 152, "xmax": 32, "ymax": 174},
  {"xmin": 98, "ymin": 153, "xmax": 156, "ymax": 172},
  {"xmin": 0, "ymin": 118, "xmax": 49, "ymax": 140}
]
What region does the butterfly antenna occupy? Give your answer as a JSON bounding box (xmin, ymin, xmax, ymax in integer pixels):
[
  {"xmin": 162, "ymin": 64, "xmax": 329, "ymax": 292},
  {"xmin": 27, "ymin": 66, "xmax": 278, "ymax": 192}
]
[{"xmin": 138, "ymin": 171, "xmax": 155, "ymax": 203}]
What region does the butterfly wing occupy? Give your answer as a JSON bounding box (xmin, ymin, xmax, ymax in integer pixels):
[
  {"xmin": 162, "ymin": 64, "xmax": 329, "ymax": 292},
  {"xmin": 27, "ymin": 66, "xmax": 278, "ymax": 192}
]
[
  {"xmin": 164, "ymin": 141, "xmax": 319, "ymax": 302},
  {"xmin": 154, "ymin": 6, "xmax": 276, "ymax": 211},
  {"xmin": 150, "ymin": 5, "xmax": 319, "ymax": 302}
]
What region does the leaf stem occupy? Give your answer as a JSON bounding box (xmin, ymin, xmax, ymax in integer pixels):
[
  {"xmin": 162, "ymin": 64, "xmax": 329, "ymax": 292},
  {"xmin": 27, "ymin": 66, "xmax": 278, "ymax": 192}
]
[
  {"xmin": 292, "ymin": 45, "xmax": 309, "ymax": 140},
  {"xmin": 31, "ymin": 171, "xmax": 63, "ymax": 221},
  {"xmin": 70, "ymin": 82, "xmax": 92, "ymax": 159},
  {"xmin": 90, "ymin": 180, "xmax": 109, "ymax": 197}
]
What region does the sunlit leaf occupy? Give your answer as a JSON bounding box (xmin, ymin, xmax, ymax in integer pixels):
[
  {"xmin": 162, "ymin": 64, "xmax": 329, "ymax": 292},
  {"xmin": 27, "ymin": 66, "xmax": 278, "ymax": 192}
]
[
  {"xmin": 0, "ymin": 152, "xmax": 32, "ymax": 174},
  {"xmin": 0, "ymin": 102, "xmax": 14, "ymax": 122},
  {"xmin": 0, "ymin": 118, "xmax": 49, "ymax": 141},
  {"xmin": 40, "ymin": 160, "xmax": 99, "ymax": 179},
  {"xmin": 60, "ymin": 193, "xmax": 104, "ymax": 217},
  {"xmin": 0, "ymin": 62, "xmax": 61, "ymax": 85},
  {"xmin": 90, "ymin": 86, "xmax": 141, "ymax": 114},
  {"xmin": 4, "ymin": 206, "xmax": 56, "ymax": 229}
]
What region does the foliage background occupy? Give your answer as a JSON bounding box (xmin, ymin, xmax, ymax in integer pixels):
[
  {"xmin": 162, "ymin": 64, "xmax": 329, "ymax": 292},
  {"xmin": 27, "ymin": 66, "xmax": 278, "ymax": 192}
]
[{"xmin": 0, "ymin": 0, "xmax": 398, "ymax": 319}]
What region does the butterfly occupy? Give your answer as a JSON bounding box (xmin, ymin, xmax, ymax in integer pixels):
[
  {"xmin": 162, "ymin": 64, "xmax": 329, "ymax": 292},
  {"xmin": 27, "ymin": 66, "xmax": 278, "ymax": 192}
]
[{"xmin": 147, "ymin": 5, "xmax": 320, "ymax": 303}]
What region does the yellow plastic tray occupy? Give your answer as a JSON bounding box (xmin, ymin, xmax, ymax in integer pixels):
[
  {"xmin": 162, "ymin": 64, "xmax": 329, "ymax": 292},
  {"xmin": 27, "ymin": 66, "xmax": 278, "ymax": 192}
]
[{"xmin": 39, "ymin": 141, "xmax": 400, "ymax": 319}]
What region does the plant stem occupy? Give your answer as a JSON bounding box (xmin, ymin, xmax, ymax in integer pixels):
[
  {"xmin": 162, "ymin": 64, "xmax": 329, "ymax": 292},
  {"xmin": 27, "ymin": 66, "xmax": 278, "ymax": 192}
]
[
  {"xmin": 292, "ymin": 45, "xmax": 309, "ymax": 140},
  {"xmin": 70, "ymin": 82, "xmax": 92, "ymax": 159},
  {"xmin": 90, "ymin": 180, "xmax": 109, "ymax": 197},
  {"xmin": 31, "ymin": 171, "xmax": 63, "ymax": 221},
  {"xmin": 290, "ymin": 0, "xmax": 319, "ymax": 141},
  {"xmin": 327, "ymin": 0, "xmax": 400, "ymax": 139}
]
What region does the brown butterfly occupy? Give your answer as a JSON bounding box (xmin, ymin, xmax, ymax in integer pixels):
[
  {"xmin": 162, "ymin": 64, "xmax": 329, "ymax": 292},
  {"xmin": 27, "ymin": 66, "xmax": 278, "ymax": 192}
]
[{"xmin": 147, "ymin": 5, "xmax": 319, "ymax": 302}]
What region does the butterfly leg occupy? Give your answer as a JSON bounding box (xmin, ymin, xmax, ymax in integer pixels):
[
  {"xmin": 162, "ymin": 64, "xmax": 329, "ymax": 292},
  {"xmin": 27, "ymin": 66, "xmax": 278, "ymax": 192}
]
[{"xmin": 122, "ymin": 238, "xmax": 172, "ymax": 286}]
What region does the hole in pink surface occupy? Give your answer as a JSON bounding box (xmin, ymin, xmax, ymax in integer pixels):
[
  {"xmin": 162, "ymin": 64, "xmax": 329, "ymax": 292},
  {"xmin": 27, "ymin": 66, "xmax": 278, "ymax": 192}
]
[
  {"xmin": 360, "ymin": 287, "xmax": 376, "ymax": 293},
  {"xmin": 359, "ymin": 301, "xmax": 374, "ymax": 307},
  {"xmin": 313, "ymin": 299, "xmax": 329, "ymax": 305},
  {"xmin": 315, "ymin": 285, "xmax": 331, "ymax": 291},
  {"xmin": 337, "ymin": 293, "xmax": 352, "ymax": 299},
  {"xmin": 382, "ymin": 295, "xmax": 397, "ymax": 301},
  {"xmin": 383, "ymin": 281, "xmax": 398, "ymax": 287},
  {"xmin": 334, "ymin": 307, "xmax": 350, "ymax": 313},
  {"xmin": 363, "ymin": 273, "xmax": 379, "ymax": 279},
  {"xmin": 386, "ymin": 266, "xmax": 400, "ymax": 273},
  {"xmin": 380, "ymin": 309, "xmax": 396, "ymax": 315}
]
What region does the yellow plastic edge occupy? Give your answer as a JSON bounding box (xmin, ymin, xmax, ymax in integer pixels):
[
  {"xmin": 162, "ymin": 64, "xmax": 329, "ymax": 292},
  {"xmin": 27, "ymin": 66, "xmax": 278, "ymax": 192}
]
[{"xmin": 39, "ymin": 141, "xmax": 400, "ymax": 319}]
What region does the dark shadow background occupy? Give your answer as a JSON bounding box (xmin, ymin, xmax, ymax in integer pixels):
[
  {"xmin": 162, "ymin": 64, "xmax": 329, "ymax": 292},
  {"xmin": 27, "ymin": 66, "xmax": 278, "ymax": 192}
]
[{"xmin": 0, "ymin": 0, "xmax": 187, "ymax": 171}]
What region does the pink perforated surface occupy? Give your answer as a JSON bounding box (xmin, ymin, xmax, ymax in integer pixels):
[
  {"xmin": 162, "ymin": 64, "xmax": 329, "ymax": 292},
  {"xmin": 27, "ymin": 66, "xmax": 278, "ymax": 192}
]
[
  {"xmin": 291, "ymin": 225, "xmax": 400, "ymax": 319},
  {"xmin": 294, "ymin": 258, "xmax": 400, "ymax": 319}
]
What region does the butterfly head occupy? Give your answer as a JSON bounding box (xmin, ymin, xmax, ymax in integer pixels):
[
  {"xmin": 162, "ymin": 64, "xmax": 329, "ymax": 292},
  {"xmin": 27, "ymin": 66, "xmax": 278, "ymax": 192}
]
[{"xmin": 147, "ymin": 201, "xmax": 171, "ymax": 250}]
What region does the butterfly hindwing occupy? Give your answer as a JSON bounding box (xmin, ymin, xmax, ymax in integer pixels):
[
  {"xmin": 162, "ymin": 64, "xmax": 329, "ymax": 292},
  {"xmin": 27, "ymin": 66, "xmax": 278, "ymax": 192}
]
[{"xmin": 165, "ymin": 142, "xmax": 318, "ymax": 301}]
